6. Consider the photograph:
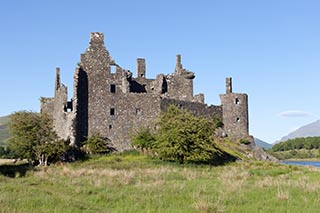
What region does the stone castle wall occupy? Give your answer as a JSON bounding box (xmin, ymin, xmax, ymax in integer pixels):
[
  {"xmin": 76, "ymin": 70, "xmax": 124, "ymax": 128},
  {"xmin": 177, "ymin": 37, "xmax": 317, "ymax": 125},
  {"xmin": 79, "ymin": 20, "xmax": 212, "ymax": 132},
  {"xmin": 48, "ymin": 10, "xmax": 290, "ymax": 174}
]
[
  {"xmin": 40, "ymin": 32, "xmax": 251, "ymax": 151},
  {"xmin": 160, "ymin": 98, "xmax": 222, "ymax": 122},
  {"xmin": 220, "ymin": 78, "xmax": 249, "ymax": 139},
  {"xmin": 220, "ymin": 93, "xmax": 249, "ymax": 139}
]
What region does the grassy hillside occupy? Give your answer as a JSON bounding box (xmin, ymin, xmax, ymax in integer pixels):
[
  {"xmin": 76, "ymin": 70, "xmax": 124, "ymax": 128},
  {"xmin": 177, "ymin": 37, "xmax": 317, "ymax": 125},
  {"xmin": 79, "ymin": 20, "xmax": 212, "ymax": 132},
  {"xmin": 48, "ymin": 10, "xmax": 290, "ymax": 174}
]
[
  {"xmin": 1, "ymin": 152, "xmax": 320, "ymax": 212},
  {"xmin": 0, "ymin": 115, "xmax": 10, "ymax": 146}
]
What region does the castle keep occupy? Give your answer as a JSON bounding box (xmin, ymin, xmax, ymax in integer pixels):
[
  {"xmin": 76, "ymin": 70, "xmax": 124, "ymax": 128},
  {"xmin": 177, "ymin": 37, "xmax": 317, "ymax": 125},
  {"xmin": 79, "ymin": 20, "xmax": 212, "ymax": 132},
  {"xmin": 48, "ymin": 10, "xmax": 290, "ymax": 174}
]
[{"xmin": 41, "ymin": 32, "xmax": 251, "ymax": 151}]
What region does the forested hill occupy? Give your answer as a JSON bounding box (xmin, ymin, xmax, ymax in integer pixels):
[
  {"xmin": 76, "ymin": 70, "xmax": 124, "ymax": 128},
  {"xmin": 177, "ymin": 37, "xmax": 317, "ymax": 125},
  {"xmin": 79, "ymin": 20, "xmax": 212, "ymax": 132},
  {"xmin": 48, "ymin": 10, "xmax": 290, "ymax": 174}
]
[{"xmin": 272, "ymin": 136, "xmax": 320, "ymax": 152}]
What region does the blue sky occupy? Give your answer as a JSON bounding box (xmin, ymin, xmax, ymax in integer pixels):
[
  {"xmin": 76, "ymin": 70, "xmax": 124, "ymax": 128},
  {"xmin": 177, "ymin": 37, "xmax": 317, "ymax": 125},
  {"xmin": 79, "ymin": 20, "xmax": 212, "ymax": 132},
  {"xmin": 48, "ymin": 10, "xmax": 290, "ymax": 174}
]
[{"xmin": 1, "ymin": 0, "xmax": 320, "ymax": 143}]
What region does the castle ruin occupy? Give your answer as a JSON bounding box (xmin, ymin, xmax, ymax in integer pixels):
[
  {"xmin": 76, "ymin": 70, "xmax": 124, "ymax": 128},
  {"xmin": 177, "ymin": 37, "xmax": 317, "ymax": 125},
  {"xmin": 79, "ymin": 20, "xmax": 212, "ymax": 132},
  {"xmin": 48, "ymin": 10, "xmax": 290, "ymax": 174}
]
[{"xmin": 41, "ymin": 32, "xmax": 252, "ymax": 151}]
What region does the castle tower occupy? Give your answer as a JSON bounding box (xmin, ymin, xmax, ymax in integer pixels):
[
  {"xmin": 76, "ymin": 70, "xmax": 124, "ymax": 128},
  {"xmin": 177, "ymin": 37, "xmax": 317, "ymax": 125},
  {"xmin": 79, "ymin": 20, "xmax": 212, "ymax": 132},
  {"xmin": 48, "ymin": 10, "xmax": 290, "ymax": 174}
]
[
  {"xmin": 220, "ymin": 78, "xmax": 249, "ymax": 139},
  {"xmin": 175, "ymin": 54, "xmax": 183, "ymax": 73},
  {"xmin": 54, "ymin": 67, "xmax": 61, "ymax": 96},
  {"xmin": 166, "ymin": 54, "xmax": 195, "ymax": 101},
  {"xmin": 137, "ymin": 58, "xmax": 146, "ymax": 78}
]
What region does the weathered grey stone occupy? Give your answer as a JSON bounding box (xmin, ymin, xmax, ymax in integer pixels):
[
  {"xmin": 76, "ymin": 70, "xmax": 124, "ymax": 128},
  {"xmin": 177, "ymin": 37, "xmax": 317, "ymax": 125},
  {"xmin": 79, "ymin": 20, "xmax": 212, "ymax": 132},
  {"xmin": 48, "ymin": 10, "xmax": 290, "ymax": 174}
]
[
  {"xmin": 252, "ymin": 146, "xmax": 280, "ymax": 162},
  {"xmin": 41, "ymin": 32, "xmax": 252, "ymax": 151}
]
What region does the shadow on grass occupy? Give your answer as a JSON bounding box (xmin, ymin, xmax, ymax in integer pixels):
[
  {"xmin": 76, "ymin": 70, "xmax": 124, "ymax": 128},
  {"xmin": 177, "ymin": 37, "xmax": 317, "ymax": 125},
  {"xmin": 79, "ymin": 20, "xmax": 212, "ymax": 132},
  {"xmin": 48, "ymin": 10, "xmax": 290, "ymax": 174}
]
[{"xmin": 0, "ymin": 163, "xmax": 32, "ymax": 178}]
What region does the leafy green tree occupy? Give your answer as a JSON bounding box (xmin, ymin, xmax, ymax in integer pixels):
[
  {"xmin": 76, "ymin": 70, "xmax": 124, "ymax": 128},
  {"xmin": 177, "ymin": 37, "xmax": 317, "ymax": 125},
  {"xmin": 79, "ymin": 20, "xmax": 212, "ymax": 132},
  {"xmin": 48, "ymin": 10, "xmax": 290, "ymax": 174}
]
[
  {"xmin": 7, "ymin": 111, "xmax": 64, "ymax": 166},
  {"xmin": 81, "ymin": 133, "xmax": 113, "ymax": 155},
  {"xmin": 8, "ymin": 111, "xmax": 41, "ymax": 163},
  {"xmin": 131, "ymin": 127, "xmax": 156, "ymax": 153},
  {"xmin": 153, "ymin": 105, "xmax": 222, "ymax": 164},
  {"xmin": 0, "ymin": 146, "xmax": 7, "ymax": 158}
]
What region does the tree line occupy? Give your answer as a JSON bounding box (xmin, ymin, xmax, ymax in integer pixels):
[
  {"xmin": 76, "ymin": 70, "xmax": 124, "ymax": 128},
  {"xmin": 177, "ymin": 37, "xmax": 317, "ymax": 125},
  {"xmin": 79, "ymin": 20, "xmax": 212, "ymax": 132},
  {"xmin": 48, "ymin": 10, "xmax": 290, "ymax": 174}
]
[{"xmin": 272, "ymin": 136, "xmax": 320, "ymax": 152}]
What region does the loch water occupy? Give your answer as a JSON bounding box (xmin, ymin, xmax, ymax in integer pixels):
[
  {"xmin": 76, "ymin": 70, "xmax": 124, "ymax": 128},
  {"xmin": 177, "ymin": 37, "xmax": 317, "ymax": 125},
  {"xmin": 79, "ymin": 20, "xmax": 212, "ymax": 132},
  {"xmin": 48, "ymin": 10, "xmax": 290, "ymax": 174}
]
[{"xmin": 284, "ymin": 161, "xmax": 320, "ymax": 167}]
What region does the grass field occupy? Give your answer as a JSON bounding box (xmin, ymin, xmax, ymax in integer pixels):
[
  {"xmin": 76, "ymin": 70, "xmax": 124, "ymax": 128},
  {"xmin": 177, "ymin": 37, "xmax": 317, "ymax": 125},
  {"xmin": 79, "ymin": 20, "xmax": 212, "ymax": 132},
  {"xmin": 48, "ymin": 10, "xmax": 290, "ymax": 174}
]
[{"xmin": 1, "ymin": 152, "xmax": 320, "ymax": 212}]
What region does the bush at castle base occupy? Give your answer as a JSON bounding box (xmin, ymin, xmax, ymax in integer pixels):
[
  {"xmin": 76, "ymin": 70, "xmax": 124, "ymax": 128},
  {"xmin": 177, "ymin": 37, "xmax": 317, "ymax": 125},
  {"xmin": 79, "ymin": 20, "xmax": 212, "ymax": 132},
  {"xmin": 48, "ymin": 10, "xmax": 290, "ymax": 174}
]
[{"xmin": 132, "ymin": 105, "xmax": 231, "ymax": 164}]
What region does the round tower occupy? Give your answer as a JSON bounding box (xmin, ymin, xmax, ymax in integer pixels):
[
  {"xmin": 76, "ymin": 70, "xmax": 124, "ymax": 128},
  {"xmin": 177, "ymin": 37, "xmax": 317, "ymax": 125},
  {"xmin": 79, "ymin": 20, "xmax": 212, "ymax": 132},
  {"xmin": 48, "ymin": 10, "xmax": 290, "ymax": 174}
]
[{"xmin": 220, "ymin": 78, "xmax": 249, "ymax": 139}]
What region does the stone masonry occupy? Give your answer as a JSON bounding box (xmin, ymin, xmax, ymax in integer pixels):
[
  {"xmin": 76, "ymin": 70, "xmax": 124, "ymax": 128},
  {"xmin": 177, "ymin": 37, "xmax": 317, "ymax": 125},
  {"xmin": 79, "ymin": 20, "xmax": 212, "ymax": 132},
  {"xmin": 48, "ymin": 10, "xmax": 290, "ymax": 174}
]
[{"xmin": 41, "ymin": 32, "xmax": 252, "ymax": 151}]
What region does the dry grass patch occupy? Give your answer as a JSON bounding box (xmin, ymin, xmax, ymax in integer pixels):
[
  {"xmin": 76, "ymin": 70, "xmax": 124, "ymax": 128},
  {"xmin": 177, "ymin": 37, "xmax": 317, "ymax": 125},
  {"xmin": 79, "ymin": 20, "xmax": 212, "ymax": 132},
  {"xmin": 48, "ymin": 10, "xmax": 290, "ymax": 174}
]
[
  {"xmin": 277, "ymin": 185, "xmax": 289, "ymax": 201},
  {"xmin": 193, "ymin": 197, "xmax": 213, "ymax": 213},
  {"xmin": 0, "ymin": 159, "xmax": 27, "ymax": 165},
  {"xmin": 219, "ymin": 164, "xmax": 250, "ymax": 193},
  {"xmin": 34, "ymin": 164, "xmax": 181, "ymax": 188},
  {"xmin": 193, "ymin": 195, "xmax": 225, "ymax": 213},
  {"xmin": 0, "ymin": 159, "xmax": 14, "ymax": 165},
  {"xmin": 255, "ymin": 172, "xmax": 320, "ymax": 193}
]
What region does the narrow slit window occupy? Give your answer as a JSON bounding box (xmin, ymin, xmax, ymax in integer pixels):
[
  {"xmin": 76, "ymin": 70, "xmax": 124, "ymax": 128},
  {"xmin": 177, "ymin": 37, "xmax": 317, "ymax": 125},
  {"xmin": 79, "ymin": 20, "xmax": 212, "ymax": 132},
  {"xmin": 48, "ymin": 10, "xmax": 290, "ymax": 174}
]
[
  {"xmin": 136, "ymin": 108, "xmax": 142, "ymax": 115},
  {"xmin": 109, "ymin": 125, "xmax": 112, "ymax": 129},
  {"xmin": 111, "ymin": 84, "xmax": 116, "ymax": 93},
  {"xmin": 236, "ymin": 117, "xmax": 240, "ymax": 123},
  {"xmin": 235, "ymin": 98, "xmax": 240, "ymax": 105},
  {"xmin": 110, "ymin": 108, "xmax": 115, "ymax": 116}
]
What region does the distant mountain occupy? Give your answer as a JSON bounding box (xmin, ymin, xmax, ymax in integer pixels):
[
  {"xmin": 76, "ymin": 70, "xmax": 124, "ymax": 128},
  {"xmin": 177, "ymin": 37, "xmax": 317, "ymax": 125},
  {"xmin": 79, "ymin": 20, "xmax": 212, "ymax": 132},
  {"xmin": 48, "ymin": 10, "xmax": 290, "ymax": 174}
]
[
  {"xmin": 254, "ymin": 138, "xmax": 272, "ymax": 149},
  {"xmin": 0, "ymin": 115, "xmax": 10, "ymax": 146},
  {"xmin": 276, "ymin": 120, "xmax": 320, "ymax": 144},
  {"xmin": 0, "ymin": 115, "xmax": 10, "ymax": 126}
]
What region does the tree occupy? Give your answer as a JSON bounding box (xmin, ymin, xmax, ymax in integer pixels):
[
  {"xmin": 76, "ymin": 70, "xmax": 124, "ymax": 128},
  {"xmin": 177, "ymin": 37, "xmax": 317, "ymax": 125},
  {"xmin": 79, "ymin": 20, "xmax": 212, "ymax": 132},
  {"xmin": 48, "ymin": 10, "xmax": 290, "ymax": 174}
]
[
  {"xmin": 0, "ymin": 146, "xmax": 7, "ymax": 158},
  {"xmin": 8, "ymin": 111, "xmax": 64, "ymax": 166},
  {"xmin": 153, "ymin": 105, "xmax": 221, "ymax": 164},
  {"xmin": 81, "ymin": 133, "xmax": 113, "ymax": 155},
  {"xmin": 8, "ymin": 111, "xmax": 41, "ymax": 163},
  {"xmin": 131, "ymin": 127, "xmax": 156, "ymax": 153}
]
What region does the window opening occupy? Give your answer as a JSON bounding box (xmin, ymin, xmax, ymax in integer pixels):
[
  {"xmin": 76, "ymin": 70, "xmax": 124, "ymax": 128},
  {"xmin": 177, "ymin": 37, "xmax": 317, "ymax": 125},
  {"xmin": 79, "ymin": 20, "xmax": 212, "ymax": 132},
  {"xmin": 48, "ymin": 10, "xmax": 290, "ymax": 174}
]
[
  {"xmin": 136, "ymin": 108, "xmax": 142, "ymax": 115},
  {"xmin": 110, "ymin": 108, "xmax": 115, "ymax": 116},
  {"xmin": 236, "ymin": 118, "xmax": 240, "ymax": 123},
  {"xmin": 110, "ymin": 65, "xmax": 116, "ymax": 74},
  {"xmin": 67, "ymin": 101, "xmax": 73, "ymax": 112},
  {"xmin": 235, "ymin": 98, "xmax": 240, "ymax": 105},
  {"xmin": 111, "ymin": 84, "xmax": 116, "ymax": 93},
  {"xmin": 109, "ymin": 125, "xmax": 112, "ymax": 129}
]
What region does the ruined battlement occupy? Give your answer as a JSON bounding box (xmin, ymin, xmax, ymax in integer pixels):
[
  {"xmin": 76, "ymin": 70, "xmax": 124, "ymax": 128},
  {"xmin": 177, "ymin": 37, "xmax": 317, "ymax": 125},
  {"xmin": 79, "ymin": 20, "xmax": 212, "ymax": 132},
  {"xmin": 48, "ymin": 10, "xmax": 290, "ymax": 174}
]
[{"xmin": 41, "ymin": 32, "xmax": 251, "ymax": 150}]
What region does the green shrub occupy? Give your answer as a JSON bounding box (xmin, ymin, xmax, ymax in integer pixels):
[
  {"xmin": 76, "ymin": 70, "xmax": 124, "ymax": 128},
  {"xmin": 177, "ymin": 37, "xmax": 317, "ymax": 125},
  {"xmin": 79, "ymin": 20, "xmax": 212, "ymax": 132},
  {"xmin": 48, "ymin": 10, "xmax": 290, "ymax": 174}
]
[
  {"xmin": 239, "ymin": 139, "xmax": 251, "ymax": 145},
  {"xmin": 214, "ymin": 116, "xmax": 223, "ymax": 129},
  {"xmin": 81, "ymin": 133, "xmax": 113, "ymax": 155},
  {"xmin": 130, "ymin": 105, "xmax": 239, "ymax": 165},
  {"xmin": 153, "ymin": 105, "xmax": 222, "ymax": 164},
  {"xmin": 131, "ymin": 127, "xmax": 156, "ymax": 151}
]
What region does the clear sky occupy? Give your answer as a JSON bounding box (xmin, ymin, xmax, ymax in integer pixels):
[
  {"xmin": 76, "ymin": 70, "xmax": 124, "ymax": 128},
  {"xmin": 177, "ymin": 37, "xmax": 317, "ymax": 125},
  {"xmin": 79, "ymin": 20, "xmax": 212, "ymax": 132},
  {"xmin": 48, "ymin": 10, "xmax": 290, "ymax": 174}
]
[{"xmin": 1, "ymin": 0, "xmax": 320, "ymax": 144}]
